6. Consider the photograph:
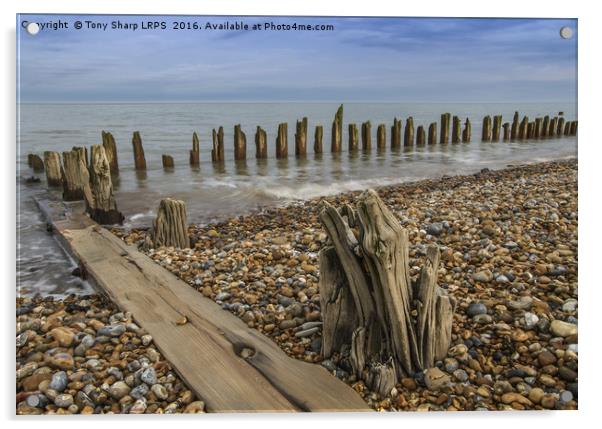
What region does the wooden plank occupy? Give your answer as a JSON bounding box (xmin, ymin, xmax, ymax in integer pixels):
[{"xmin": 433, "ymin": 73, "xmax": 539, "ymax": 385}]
[{"xmin": 35, "ymin": 197, "xmax": 370, "ymax": 413}]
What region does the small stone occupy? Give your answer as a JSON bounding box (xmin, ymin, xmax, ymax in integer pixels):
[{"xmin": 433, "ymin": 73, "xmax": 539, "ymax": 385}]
[
  {"xmin": 501, "ymin": 392, "xmax": 532, "ymax": 407},
  {"xmin": 541, "ymin": 394, "xmax": 557, "ymax": 409},
  {"xmin": 49, "ymin": 327, "xmax": 75, "ymax": 347},
  {"xmin": 129, "ymin": 398, "xmax": 147, "ymax": 414},
  {"xmin": 401, "ymin": 377, "xmax": 417, "ymax": 391},
  {"xmin": 54, "ymin": 393, "xmax": 74, "ymax": 408},
  {"xmin": 508, "ymin": 296, "xmax": 533, "ymax": 311},
  {"xmin": 538, "ymin": 350, "xmax": 557, "ymax": 366},
  {"xmin": 528, "ymin": 387, "xmax": 545, "ymax": 404},
  {"xmin": 523, "ymin": 312, "xmax": 539, "ymax": 330},
  {"xmin": 184, "ymin": 401, "xmax": 205, "ymax": 413},
  {"xmin": 424, "ymin": 367, "xmax": 451, "ymax": 391},
  {"xmin": 562, "ymin": 299, "xmax": 578, "ymax": 313},
  {"xmin": 130, "ymin": 383, "xmax": 149, "ymax": 400},
  {"xmin": 426, "ymin": 223, "xmax": 443, "ymax": 236},
  {"xmin": 453, "ymin": 369, "xmax": 468, "ymax": 382},
  {"xmin": 97, "ymin": 324, "xmax": 126, "ymax": 337},
  {"xmin": 467, "ymin": 302, "xmax": 487, "ymax": 317},
  {"xmin": 108, "ymin": 381, "xmax": 131, "ymax": 399},
  {"xmin": 294, "ymin": 327, "xmax": 319, "ymax": 338},
  {"xmin": 550, "ymin": 320, "xmax": 578, "ymax": 337},
  {"xmin": 558, "ymin": 366, "xmax": 578, "ymax": 382},
  {"xmin": 559, "ymin": 390, "xmax": 573, "ymax": 403},
  {"xmin": 141, "ymin": 335, "xmax": 153, "ymax": 346},
  {"xmin": 49, "ymin": 371, "xmax": 68, "ymax": 392},
  {"xmin": 473, "ymin": 314, "xmax": 493, "ymax": 324},
  {"xmin": 472, "ymin": 271, "xmax": 492, "ymax": 283},
  {"xmin": 140, "ymin": 367, "xmax": 158, "ymax": 385},
  {"xmin": 151, "ymin": 384, "xmax": 169, "ymax": 400},
  {"xmin": 49, "ymin": 353, "xmax": 74, "ymax": 370}
]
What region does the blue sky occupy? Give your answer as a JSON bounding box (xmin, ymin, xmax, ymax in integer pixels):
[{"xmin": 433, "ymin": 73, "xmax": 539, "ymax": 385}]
[{"xmin": 17, "ymin": 15, "xmax": 577, "ymax": 102}]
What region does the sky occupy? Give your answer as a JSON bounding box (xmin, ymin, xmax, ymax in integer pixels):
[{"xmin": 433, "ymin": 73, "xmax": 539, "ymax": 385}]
[{"xmin": 17, "ymin": 15, "xmax": 578, "ymax": 103}]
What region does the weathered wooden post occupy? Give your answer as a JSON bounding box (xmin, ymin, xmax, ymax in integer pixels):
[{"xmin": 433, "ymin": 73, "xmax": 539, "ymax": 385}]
[
  {"xmin": 131, "ymin": 131, "xmax": 147, "ymax": 170},
  {"xmin": 557, "ymin": 117, "xmax": 565, "ymax": 136},
  {"xmin": 549, "ymin": 117, "xmax": 558, "ymax": 137},
  {"xmin": 534, "ymin": 118, "xmax": 543, "ymax": 139},
  {"xmin": 451, "ymin": 116, "xmax": 461, "ymax": 143},
  {"xmin": 331, "ymin": 104, "xmax": 343, "ymax": 153},
  {"xmin": 255, "ymin": 126, "xmax": 268, "ymax": 159},
  {"xmin": 62, "ymin": 147, "xmax": 89, "ymax": 201},
  {"xmin": 391, "ymin": 118, "xmax": 401, "ymax": 149},
  {"xmin": 503, "ymin": 123, "xmax": 510, "ymax": 141},
  {"xmin": 564, "ymin": 121, "xmax": 571, "ymax": 136},
  {"xmin": 27, "ymin": 154, "xmax": 33, "ymax": 168},
  {"xmin": 570, "ymin": 121, "xmax": 578, "ymax": 135},
  {"xmin": 30, "ymin": 154, "xmax": 44, "ymax": 172},
  {"xmin": 376, "ymin": 124, "xmax": 386, "ymax": 150},
  {"xmin": 101, "ymin": 131, "xmax": 119, "ymax": 174},
  {"xmin": 314, "ymin": 125, "xmax": 323, "ymax": 154},
  {"xmin": 404, "ymin": 117, "xmax": 414, "ymax": 147},
  {"xmin": 162, "ymin": 155, "xmax": 174, "ymax": 168},
  {"xmin": 295, "ymin": 117, "xmax": 308, "ymax": 157},
  {"xmin": 541, "ymin": 115, "xmax": 550, "ymax": 138},
  {"xmin": 150, "ymin": 198, "xmax": 190, "ymax": 249},
  {"xmin": 462, "ymin": 118, "xmax": 471, "ymax": 143},
  {"xmin": 416, "ymin": 125, "xmax": 425, "ymax": 146},
  {"xmin": 43, "ymin": 151, "xmax": 62, "ymax": 186},
  {"xmin": 428, "ymin": 122, "xmax": 437, "ymax": 145},
  {"xmin": 440, "ymin": 113, "xmax": 450, "ymax": 144},
  {"xmin": 481, "ymin": 115, "xmax": 492, "ymax": 141},
  {"xmin": 85, "ymin": 145, "xmax": 124, "ymax": 225},
  {"xmin": 190, "ymin": 132, "xmax": 200, "ymax": 166},
  {"xmin": 361, "ymin": 121, "xmax": 372, "ymax": 151},
  {"xmin": 510, "ymin": 112, "xmax": 520, "ymax": 140},
  {"xmin": 492, "ymin": 115, "xmax": 502, "ymax": 141},
  {"xmin": 276, "ymin": 123, "xmax": 288, "ymax": 159},
  {"xmin": 211, "ymin": 127, "xmax": 225, "ymax": 163},
  {"xmin": 518, "ymin": 116, "xmax": 529, "ymax": 140},
  {"xmin": 527, "ymin": 122, "xmax": 534, "ymax": 139},
  {"xmin": 348, "ymin": 123, "xmax": 359, "ymax": 151},
  {"xmin": 319, "ymin": 190, "xmax": 456, "ymax": 396},
  {"xmin": 234, "ymin": 125, "xmax": 247, "ymax": 161}
]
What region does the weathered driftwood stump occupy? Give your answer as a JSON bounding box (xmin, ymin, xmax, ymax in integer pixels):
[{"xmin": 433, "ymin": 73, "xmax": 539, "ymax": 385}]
[
  {"xmin": 255, "ymin": 126, "xmax": 268, "ymax": 159},
  {"xmin": 295, "ymin": 117, "xmax": 308, "ymax": 157},
  {"xmin": 481, "ymin": 116, "xmax": 492, "ymax": 141},
  {"xmin": 428, "ymin": 122, "xmax": 437, "ymax": 145},
  {"xmin": 162, "ymin": 155, "xmax": 174, "ymax": 169},
  {"xmin": 391, "ymin": 118, "xmax": 401, "ymax": 149},
  {"xmin": 319, "ymin": 190, "xmax": 456, "ymax": 396},
  {"xmin": 503, "ymin": 122, "xmax": 510, "ymax": 141},
  {"xmin": 62, "ymin": 147, "xmax": 90, "ymax": 201},
  {"xmin": 451, "ymin": 116, "xmax": 461, "ymax": 144},
  {"xmin": 85, "ymin": 145, "xmax": 124, "ymax": 225},
  {"xmin": 416, "ymin": 125, "xmax": 425, "ymax": 146},
  {"xmin": 440, "ymin": 113, "xmax": 450, "ymax": 144},
  {"xmin": 30, "ymin": 154, "xmax": 45, "ymax": 172},
  {"xmin": 151, "ymin": 198, "xmax": 190, "ymax": 249},
  {"xmin": 190, "ymin": 132, "xmax": 200, "ymax": 166},
  {"xmin": 314, "ymin": 125, "xmax": 323, "ymax": 154},
  {"xmin": 511, "ymin": 112, "xmax": 520, "ymax": 140},
  {"xmin": 234, "ymin": 125, "xmax": 247, "ymax": 161},
  {"xmin": 404, "ymin": 117, "xmax": 414, "ymax": 147},
  {"xmin": 102, "ymin": 131, "xmax": 119, "ymax": 174},
  {"xmin": 43, "ymin": 151, "xmax": 62, "ymax": 187},
  {"xmin": 276, "ymin": 123, "xmax": 288, "ymax": 159},
  {"xmin": 361, "ymin": 121, "xmax": 371, "ymax": 151},
  {"xmin": 331, "ymin": 104, "xmax": 343, "ymax": 153},
  {"xmin": 348, "ymin": 123, "xmax": 359, "ymax": 152},
  {"xmin": 376, "ymin": 124, "xmax": 386, "ymax": 150},
  {"xmin": 211, "ymin": 127, "xmax": 225, "ymax": 163},
  {"xmin": 492, "ymin": 115, "xmax": 502, "ymax": 141},
  {"xmin": 132, "ymin": 131, "xmax": 147, "ymax": 170},
  {"xmin": 462, "ymin": 118, "xmax": 471, "ymax": 143}
]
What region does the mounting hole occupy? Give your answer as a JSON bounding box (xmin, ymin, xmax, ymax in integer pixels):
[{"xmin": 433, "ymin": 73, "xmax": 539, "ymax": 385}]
[
  {"xmin": 26, "ymin": 22, "xmax": 40, "ymax": 35},
  {"xmin": 559, "ymin": 26, "xmax": 573, "ymax": 40}
]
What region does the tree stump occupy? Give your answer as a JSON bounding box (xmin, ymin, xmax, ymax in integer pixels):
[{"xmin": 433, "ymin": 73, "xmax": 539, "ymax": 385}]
[
  {"xmin": 295, "ymin": 117, "xmax": 308, "ymax": 157},
  {"xmin": 416, "ymin": 125, "xmax": 425, "ymax": 146},
  {"xmin": 503, "ymin": 123, "xmax": 510, "ymax": 141},
  {"xmin": 314, "ymin": 125, "xmax": 323, "ymax": 154},
  {"xmin": 511, "ymin": 112, "xmax": 520, "ymax": 140},
  {"xmin": 85, "ymin": 145, "xmax": 124, "ymax": 225},
  {"xmin": 492, "ymin": 115, "xmax": 502, "ymax": 141},
  {"xmin": 211, "ymin": 127, "xmax": 225, "ymax": 163},
  {"xmin": 481, "ymin": 116, "xmax": 492, "ymax": 141},
  {"xmin": 151, "ymin": 198, "xmax": 190, "ymax": 249},
  {"xmin": 255, "ymin": 126, "xmax": 268, "ymax": 159},
  {"xmin": 440, "ymin": 113, "xmax": 450, "ymax": 144},
  {"xmin": 190, "ymin": 132, "xmax": 200, "ymax": 166},
  {"xmin": 462, "ymin": 118, "xmax": 471, "ymax": 143},
  {"xmin": 331, "ymin": 104, "xmax": 343, "ymax": 153},
  {"xmin": 276, "ymin": 123, "xmax": 288, "ymax": 159},
  {"xmin": 43, "ymin": 151, "xmax": 62, "ymax": 186},
  {"xmin": 541, "ymin": 115, "xmax": 550, "ymax": 138},
  {"xmin": 132, "ymin": 131, "xmax": 147, "ymax": 170},
  {"xmin": 391, "ymin": 118, "xmax": 402, "ymax": 149},
  {"xmin": 361, "ymin": 121, "xmax": 372, "ymax": 151},
  {"xmin": 234, "ymin": 125, "xmax": 247, "ymax": 161},
  {"xmin": 376, "ymin": 124, "xmax": 386, "ymax": 150},
  {"xmin": 319, "ymin": 190, "xmax": 456, "ymax": 396},
  {"xmin": 30, "ymin": 154, "xmax": 45, "ymax": 172},
  {"xmin": 348, "ymin": 123, "xmax": 359, "ymax": 152},
  {"xmin": 404, "ymin": 117, "xmax": 414, "ymax": 147},
  {"xmin": 102, "ymin": 131, "xmax": 119, "ymax": 174},
  {"xmin": 451, "ymin": 116, "xmax": 461, "ymax": 143},
  {"xmin": 62, "ymin": 147, "xmax": 90, "ymax": 201},
  {"xmin": 428, "ymin": 122, "xmax": 437, "ymax": 145},
  {"xmin": 162, "ymin": 155, "xmax": 174, "ymax": 169}
]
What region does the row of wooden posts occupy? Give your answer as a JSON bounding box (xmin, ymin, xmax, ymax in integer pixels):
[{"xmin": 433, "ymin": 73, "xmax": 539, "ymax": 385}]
[{"xmin": 27, "ymin": 106, "xmax": 578, "ymax": 176}]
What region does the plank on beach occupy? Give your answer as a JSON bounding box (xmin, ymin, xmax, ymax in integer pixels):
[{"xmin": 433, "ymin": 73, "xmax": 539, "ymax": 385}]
[{"xmin": 35, "ymin": 197, "xmax": 370, "ymax": 413}]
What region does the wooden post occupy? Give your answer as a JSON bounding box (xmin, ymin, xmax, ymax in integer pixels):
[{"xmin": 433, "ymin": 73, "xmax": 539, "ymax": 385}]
[
  {"xmin": 295, "ymin": 117, "xmax": 308, "ymax": 157},
  {"xmin": 62, "ymin": 147, "xmax": 89, "ymax": 201},
  {"xmin": 564, "ymin": 121, "xmax": 571, "ymax": 136},
  {"xmin": 391, "ymin": 118, "xmax": 401, "ymax": 149},
  {"xmin": 331, "ymin": 104, "xmax": 343, "ymax": 153},
  {"xmin": 549, "ymin": 117, "xmax": 558, "ymax": 137},
  {"xmin": 518, "ymin": 116, "xmax": 529, "ymax": 139},
  {"xmin": 234, "ymin": 125, "xmax": 247, "ymax": 161},
  {"xmin": 440, "ymin": 113, "xmax": 450, "ymax": 144},
  {"xmin": 416, "ymin": 125, "xmax": 425, "ymax": 145},
  {"xmin": 376, "ymin": 124, "xmax": 386, "ymax": 150},
  {"xmin": 462, "ymin": 118, "xmax": 471, "ymax": 143},
  {"xmin": 510, "ymin": 112, "xmax": 520, "ymax": 140},
  {"xmin": 503, "ymin": 123, "xmax": 510, "ymax": 141},
  {"xmin": 162, "ymin": 155, "xmax": 174, "ymax": 168},
  {"xmin": 557, "ymin": 117, "xmax": 565, "ymax": 136},
  {"xmin": 428, "ymin": 122, "xmax": 437, "ymax": 145},
  {"xmin": 492, "ymin": 115, "xmax": 502, "ymax": 141},
  {"xmin": 255, "ymin": 126, "xmax": 268, "ymax": 159},
  {"xmin": 319, "ymin": 190, "xmax": 455, "ymax": 396},
  {"xmin": 534, "ymin": 118, "xmax": 543, "ymax": 139},
  {"xmin": 314, "ymin": 125, "xmax": 323, "ymax": 154},
  {"xmin": 85, "ymin": 145, "xmax": 124, "ymax": 225},
  {"xmin": 361, "ymin": 121, "xmax": 372, "ymax": 151},
  {"xmin": 481, "ymin": 115, "xmax": 492, "ymax": 141},
  {"xmin": 276, "ymin": 123, "xmax": 288, "ymax": 159},
  {"xmin": 43, "ymin": 151, "xmax": 62, "ymax": 186},
  {"xmin": 30, "ymin": 154, "xmax": 44, "ymax": 172},
  {"xmin": 348, "ymin": 123, "xmax": 359, "ymax": 151},
  {"xmin": 541, "ymin": 115, "xmax": 550, "ymax": 138},
  {"xmin": 527, "ymin": 122, "xmax": 534, "ymax": 139},
  {"xmin": 101, "ymin": 131, "xmax": 119, "ymax": 174},
  {"xmin": 27, "ymin": 154, "xmax": 33, "ymax": 168},
  {"xmin": 570, "ymin": 121, "xmax": 578, "ymax": 135},
  {"xmin": 451, "ymin": 116, "xmax": 461, "ymax": 143},
  {"xmin": 132, "ymin": 131, "xmax": 147, "ymax": 170},
  {"xmin": 152, "ymin": 198, "xmax": 190, "ymax": 249},
  {"xmin": 404, "ymin": 117, "xmax": 414, "ymax": 147},
  {"xmin": 190, "ymin": 132, "xmax": 200, "ymax": 166},
  {"xmin": 211, "ymin": 127, "xmax": 225, "ymax": 163}
]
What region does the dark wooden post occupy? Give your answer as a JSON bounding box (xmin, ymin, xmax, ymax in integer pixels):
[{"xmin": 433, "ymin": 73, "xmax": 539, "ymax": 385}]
[
  {"xmin": 377, "ymin": 124, "xmax": 386, "ymax": 150},
  {"xmin": 43, "ymin": 151, "xmax": 62, "ymax": 186},
  {"xmin": 314, "ymin": 125, "xmax": 323, "ymax": 154},
  {"xmin": 255, "ymin": 126, "xmax": 268, "ymax": 159},
  {"xmin": 549, "ymin": 117, "xmax": 558, "ymax": 137},
  {"xmin": 101, "ymin": 131, "xmax": 119, "ymax": 174},
  {"xmin": 570, "ymin": 121, "xmax": 578, "ymax": 135},
  {"xmin": 62, "ymin": 147, "xmax": 89, "ymax": 201},
  {"xmin": 481, "ymin": 115, "xmax": 492, "ymax": 141},
  {"xmin": 416, "ymin": 125, "xmax": 425, "ymax": 145},
  {"xmin": 541, "ymin": 115, "xmax": 550, "ymax": 138},
  {"xmin": 211, "ymin": 127, "xmax": 225, "ymax": 163},
  {"xmin": 391, "ymin": 118, "xmax": 401, "ymax": 149},
  {"xmin": 492, "ymin": 115, "xmax": 502, "ymax": 141},
  {"xmin": 152, "ymin": 198, "xmax": 190, "ymax": 249},
  {"xmin": 190, "ymin": 132, "xmax": 200, "ymax": 166},
  {"xmin": 451, "ymin": 116, "xmax": 461, "ymax": 143},
  {"xmin": 162, "ymin": 155, "xmax": 174, "ymax": 169},
  {"xmin": 331, "ymin": 104, "xmax": 343, "ymax": 153},
  {"xmin": 503, "ymin": 123, "xmax": 510, "ymax": 141},
  {"xmin": 428, "ymin": 122, "xmax": 437, "ymax": 145},
  {"xmin": 404, "ymin": 117, "xmax": 414, "ymax": 147},
  {"xmin": 511, "ymin": 112, "xmax": 520, "ymax": 140},
  {"xmin": 462, "ymin": 118, "xmax": 471, "ymax": 143},
  {"xmin": 132, "ymin": 131, "xmax": 147, "ymax": 170},
  {"xmin": 348, "ymin": 123, "xmax": 359, "ymax": 151},
  {"xmin": 276, "ymin": 123, "xmax": 288, "ymax": 159},
  {"xmin": 295, "ymin": 117, "xmax": 308, "ymax": 157},
  {"xmin": 234, "ymin": 125, "xmax": 247, "ymax": 161},
  {"xmin": 527, "ymin": 122, "xmax": 534, "ymax": 139},
  {"xmin": 361, "ymin": 121, "xmax": 372, "ymax": 151},
  {"xmin": 534, "ymin": 118, "xmax": 543, "ymax": 139},
  {"xmin": 518, "ymin": 116, "xmax": 529, "ymax": 139},
  {"xmin": 557, "ymin": 117, "xmax": 565, "ymax": 136},
  {"xmin": 85, "ymin": 145, "xmax": 124, "ymax": 225},
  {"xmin": 440, "ymin": 113, "xmax": 450, "ymax": 144},
  {"xmin": 30, "ymin": 154, "xmax": 44, "ymax": 172},
  {"xmin": 564, "ymin": 121, "xmax": 571, "ymax": 136}
]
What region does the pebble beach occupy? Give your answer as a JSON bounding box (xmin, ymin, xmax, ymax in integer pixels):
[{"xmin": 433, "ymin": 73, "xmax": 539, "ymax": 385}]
[{"xmin": 17, "ymin": 158, "xmax": 578, "ymax": 413}]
